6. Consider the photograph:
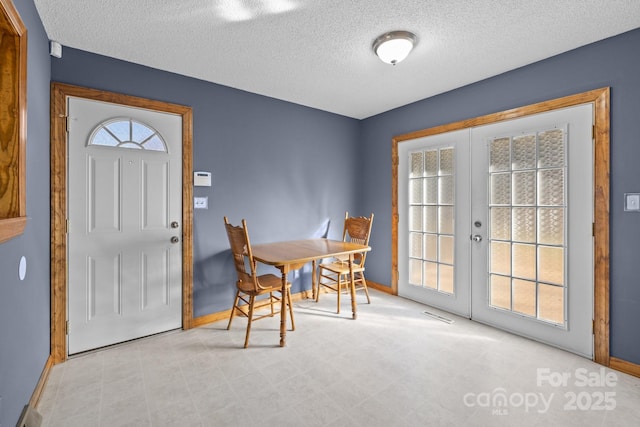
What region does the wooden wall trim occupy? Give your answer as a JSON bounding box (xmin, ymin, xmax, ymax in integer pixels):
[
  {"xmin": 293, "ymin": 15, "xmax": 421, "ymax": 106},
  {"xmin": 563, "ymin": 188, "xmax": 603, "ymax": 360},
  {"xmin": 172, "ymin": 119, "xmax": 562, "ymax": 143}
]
[
  {"xmin": 610, "ymin": 357, "xmax": 640, "ymax": 378},
  {"xmin": 29, "ymin": 356, "xmax": 53, "ymax": 409},
  {"xmin": 391, "ymin": 87, "xmax": 610, "ymax": 365},
  {"xmin": 50, "ymin": 83, "xmax": 194, "ymax": 364},
  {"xmin": 0, "ymin": 0, "xmax": 27, "ymax": 244}
]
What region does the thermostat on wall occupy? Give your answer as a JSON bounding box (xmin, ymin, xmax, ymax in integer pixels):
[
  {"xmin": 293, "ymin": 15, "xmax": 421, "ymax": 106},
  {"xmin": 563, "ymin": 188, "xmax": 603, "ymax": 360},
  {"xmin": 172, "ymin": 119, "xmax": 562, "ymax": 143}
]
[{"xmin": 194, "ymin": 171, "xmax": 212, "ymax": 186}]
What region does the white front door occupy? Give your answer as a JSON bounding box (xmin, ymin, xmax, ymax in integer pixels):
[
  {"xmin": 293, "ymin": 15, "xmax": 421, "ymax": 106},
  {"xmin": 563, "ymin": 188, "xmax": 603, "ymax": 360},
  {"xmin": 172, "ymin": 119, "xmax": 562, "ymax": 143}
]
[
  {"xmin": 67, "ymin": 97, "xmax": 183, "ymax": 354},
  {"xmin": 398, "ymin": 104, "xmax": 594, "ymax": 357}
]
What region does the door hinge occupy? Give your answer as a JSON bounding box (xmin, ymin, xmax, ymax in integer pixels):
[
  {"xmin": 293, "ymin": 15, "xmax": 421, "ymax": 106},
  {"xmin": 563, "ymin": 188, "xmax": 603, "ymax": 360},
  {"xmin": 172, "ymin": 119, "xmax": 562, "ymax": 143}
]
[
  {"xmin": 592, "ymin": 125, "xmax": 596, "ymax": 140},
  {"xmin": 66, "ymin": 219, "xmax": 69, "ymax": 234},
  {"xmin": 592, "ymin": 319, "xmax": 595, "ymax": 334},
  {"xmin": 65, "ymin": 321, "xmax": 69, "ymax": 335},
  {"xmin": 59, "ymin": 114, "xmax": 69, "ymax": 133},
  {"xmin": 592, "ymin": 222, "xmax": 595, "ymax": 237}
]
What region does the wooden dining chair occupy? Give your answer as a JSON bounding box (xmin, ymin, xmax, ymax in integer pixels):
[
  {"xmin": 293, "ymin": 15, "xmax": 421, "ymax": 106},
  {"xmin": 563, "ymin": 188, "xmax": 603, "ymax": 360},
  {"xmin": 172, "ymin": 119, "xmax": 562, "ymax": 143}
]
[
  {"xmin": 316, "ymin": 212, "xmax": 374, "ymax": 313},
  {"xmin": 224, "ymin": 217, "xmax": 295, "ymax": 348}
]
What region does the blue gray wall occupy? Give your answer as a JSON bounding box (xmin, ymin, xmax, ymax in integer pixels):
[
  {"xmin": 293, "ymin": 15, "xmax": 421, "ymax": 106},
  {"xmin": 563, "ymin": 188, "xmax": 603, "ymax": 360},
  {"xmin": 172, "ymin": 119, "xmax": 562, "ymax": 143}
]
[
  {"xmin": 51, "ymin": 48, "xmax": 362, "ymax": 316},
  {"xmin": 0, "ymin": 1, "xmax": 50, "ymax": 425},
  {"xmin": 2, "ymin": 5, "xmax": 639, "ymax": 423},
  {"xmin": 361, "ymin": 28, "xmax": 640, "ymax": 365}
]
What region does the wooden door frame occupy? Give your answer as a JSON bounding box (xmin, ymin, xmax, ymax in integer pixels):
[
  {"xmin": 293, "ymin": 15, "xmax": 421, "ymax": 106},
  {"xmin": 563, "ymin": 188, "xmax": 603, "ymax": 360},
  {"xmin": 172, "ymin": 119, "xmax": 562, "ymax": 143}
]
[
  {"xmin": 50, "ymin": 83, "xmax": 194, "ymax": 364},
  {"xmin": 391, "ymin": 87, "xmax": 610, "ymax": 366}
]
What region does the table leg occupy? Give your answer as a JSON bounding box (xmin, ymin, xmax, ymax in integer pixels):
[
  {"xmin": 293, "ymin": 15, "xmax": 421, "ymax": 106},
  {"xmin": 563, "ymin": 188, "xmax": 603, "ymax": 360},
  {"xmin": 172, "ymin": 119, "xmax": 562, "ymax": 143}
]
[
  {"xmin": 349, "ymin": 254, "xmax": 357, "ymax": 320},
  {"xmin": 280, "ymin": 266, "xmax": 289, "ymax": 347},
  {"xmin": 311, "ymin": 259, "xmax": 317, "ymax": 300}
]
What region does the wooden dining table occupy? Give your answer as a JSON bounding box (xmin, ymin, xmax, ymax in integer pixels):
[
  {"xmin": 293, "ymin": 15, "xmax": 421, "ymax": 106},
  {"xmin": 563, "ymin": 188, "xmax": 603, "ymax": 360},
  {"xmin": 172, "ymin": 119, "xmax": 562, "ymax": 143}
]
[{"xmin": 251, "ymin": 238, "xmax": 371, "ymax": 347}]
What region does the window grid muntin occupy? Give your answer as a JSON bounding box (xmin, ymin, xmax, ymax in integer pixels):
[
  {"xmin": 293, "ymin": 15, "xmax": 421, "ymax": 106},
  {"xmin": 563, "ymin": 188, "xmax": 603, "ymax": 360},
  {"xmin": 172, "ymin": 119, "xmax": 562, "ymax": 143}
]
[
  {"xmin": 88, "ymin": 118, "xmax": 168, "ymax": 152},
  {"xmin": 408, "ymin": 147, "xmax": 455, "ymax": 294},
  {"xmin": 488, "ymin": 128, "xmax": 567, "ymax": 327}
]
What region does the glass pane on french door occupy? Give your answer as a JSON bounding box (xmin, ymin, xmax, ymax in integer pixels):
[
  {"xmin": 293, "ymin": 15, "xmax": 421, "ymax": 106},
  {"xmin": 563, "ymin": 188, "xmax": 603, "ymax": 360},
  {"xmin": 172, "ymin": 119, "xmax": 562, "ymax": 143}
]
[
  {"xmin": 487, "ymin": 129, "xmax": 567, "ymax": 325},
  {"xmin": 398, "ymin": 129, "xmax": 471, "ymax": 317},
  {"xmin": 408, "ymin": 147, "xmax": 455, "ymax": 293}
]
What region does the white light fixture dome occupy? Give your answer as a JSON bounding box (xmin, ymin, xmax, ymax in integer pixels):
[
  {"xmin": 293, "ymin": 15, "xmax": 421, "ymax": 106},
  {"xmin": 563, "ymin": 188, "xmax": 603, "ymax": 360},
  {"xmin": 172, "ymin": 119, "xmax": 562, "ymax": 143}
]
[{"xmin": 373, "ymin": 31, "xmax": 417, "ymax": 65}]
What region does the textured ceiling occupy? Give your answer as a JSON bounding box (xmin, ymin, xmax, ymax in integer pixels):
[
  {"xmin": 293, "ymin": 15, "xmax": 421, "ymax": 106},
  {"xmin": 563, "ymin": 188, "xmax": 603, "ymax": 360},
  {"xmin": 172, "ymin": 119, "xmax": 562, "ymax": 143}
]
[{"xmin": 34, "ymin": 0, "xmax": 640, "ymax": 119}]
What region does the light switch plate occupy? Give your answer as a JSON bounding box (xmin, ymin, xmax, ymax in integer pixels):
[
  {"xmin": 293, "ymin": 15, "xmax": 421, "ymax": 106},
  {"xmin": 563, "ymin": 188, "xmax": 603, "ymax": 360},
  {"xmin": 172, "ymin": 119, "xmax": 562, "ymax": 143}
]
[
  {"xmin": 194, "ymin": 196, "xmax": 208, "ymax": 209},
  {"xmin": 624, "ymin": 193, "xmax": 640, "ymax": 212}
]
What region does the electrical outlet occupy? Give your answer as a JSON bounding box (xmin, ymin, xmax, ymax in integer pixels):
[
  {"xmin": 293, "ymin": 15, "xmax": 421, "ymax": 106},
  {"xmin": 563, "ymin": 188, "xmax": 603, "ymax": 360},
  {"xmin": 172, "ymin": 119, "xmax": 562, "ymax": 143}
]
[
  {"xmin": 194, "ymin": 196, "xmax": 208, "ymax": 209},
  {"xmin": 624, "ymin": 193, "xmax": 640, "ymax": 212}
]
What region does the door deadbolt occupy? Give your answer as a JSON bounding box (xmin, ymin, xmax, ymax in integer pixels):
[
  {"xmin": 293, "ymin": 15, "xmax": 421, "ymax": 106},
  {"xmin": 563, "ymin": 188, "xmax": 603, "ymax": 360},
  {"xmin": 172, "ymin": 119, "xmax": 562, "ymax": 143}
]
[
  {"xmin": 171, "ymin": 221, "xmax": 179, "ymax": 229},
  {"xmin": 474, "ymin": 221, "xmax": 482, "ymax": 228},
  {"xmin": 171, "ymin": 236, "xmax": 180, "ymax": 244}
]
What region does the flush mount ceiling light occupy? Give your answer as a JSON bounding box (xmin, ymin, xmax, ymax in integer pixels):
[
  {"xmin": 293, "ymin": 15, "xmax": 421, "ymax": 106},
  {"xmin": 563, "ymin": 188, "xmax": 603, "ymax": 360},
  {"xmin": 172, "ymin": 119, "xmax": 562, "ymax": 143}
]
[{"xmin": 373, "ymin": 30, "xmax": 417, "ymax": 65}]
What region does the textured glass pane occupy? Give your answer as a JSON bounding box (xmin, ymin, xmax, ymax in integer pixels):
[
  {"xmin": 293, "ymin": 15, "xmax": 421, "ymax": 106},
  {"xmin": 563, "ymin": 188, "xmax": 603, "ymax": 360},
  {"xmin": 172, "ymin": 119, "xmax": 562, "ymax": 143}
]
[
  {"xmin": 490, "ymin": 274, "xmax": 511, "ymax": 310},
  {"xmin": 424, "ymin": 206, "xmax": 437, "ymax": 233},
  {"xmin": 439, "ymin": 206, "xmax": 454, "ymax": 235},
  {"xmin": 490, "ymin": 173, "xmax": 511, "ymax": 205},
  {"xmin": 538, "ymin": 246, "xmax": 564, "ymax": 285},
  {"xmin": 132, "ymin": 121, "xmax": 155, "ymax": 143},
  {"xmin": 409, "ymin": 179, "xmax": 423, "ymax": 204},
  {"xmin": 440, "ymin": 148, "xmax": 454, "ymax": 175},
  {"xmin": 513, "ymin": 243, "xmax": 536, "ymax": 280},
  {"xmin": 490, "ymin": 207, "xmax": 511, "ymax": 240},
  {"xmin": 439, "ymin": 264, "xmax": 454, "ymax": 294},
  {"xmin": 491, "ymin": 241, "xmax": 511, "ymax": 275},
  {"xmin": 439, "ymin": 176, "xmax": 454, "ymax": 205},
  {"xmin": 425, "ymin": 177, "xmax": 438, "ymax": 204},
  {"xmin": 424, "ymin": 262, "xmax": 437, "ymax": 289},
  {"xmin": 409, "ymin": 206, "xmax": 423, "ymax": 232},
  {"xmin": 410, "ymin": 152, "xmax": 424, "ymax": 178},
  {"xmin": 538, "ymin": 169, "xmax": 564, "ymax": 206},
  {"xmin": 424, "ymin": 234, "xmax": 437, "ymax": 261},
  {"xmin": 409, "ymin": 259, "xmax": 422, "ymax": 285},
  {"xmin": 538, "ymin": 208, "xmax": 564, "ymax": 245},
  {"xmin": 91, "ymin": 128, "xmax": 119, "ymax": 147},
  {"xmin": 425, "ymin": 150, "xmax": 438, "ymax": 177},
  {"xmin": 439, "ymin": 235, "xmax": 454, "ymax": 264},
  {"xmin": 512, "ymin": 208, "xmax": 536, "ymax": 243},
  {"xmin": 513, "ymin": 279, "xmax": 536, "ymax": 316},
  {"xmin": 106, "ymin": 121, "xmax": 130, "ymax": 142},
  {"xmin": 142, "ymin": 135, "xmax": 166, "ymax": 152},
  {"xmin": 490, "ymin": 137, "xmax": 510, "ymax": 172},
  {"xmin": 538, "ymin": 284, "xmax": 564, "ymax": 324},
  {"xmin": 513, "ymin": 171, "xmax": 536, "ymax": 206},
  {"xmin": 512, "ymin": 134, "xmax": 536, "ymax": 170},
  {"xmin": 538, "ymin": 129, "xmax": 565, "ymax": 168},
  {"xmin": 409, "ymin": 233, "xmax": 422, "ymax": 258}
]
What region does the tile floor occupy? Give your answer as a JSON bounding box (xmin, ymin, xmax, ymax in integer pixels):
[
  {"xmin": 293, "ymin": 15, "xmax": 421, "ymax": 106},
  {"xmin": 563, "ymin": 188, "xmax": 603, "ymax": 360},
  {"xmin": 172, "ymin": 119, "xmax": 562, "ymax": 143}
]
[{"xmin": 37, "ymin": 290, "xmax": 640, "ymax": 426}]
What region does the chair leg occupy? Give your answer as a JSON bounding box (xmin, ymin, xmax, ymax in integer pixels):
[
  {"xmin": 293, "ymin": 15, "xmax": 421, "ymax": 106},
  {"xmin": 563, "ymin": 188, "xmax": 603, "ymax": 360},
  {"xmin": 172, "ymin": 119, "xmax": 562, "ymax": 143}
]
[
  {"xmin": 269, "ymin": 292, "xmax": 275, "ymax": 317},
  {"xmin": 244, "ymin": 295, "xmax": 255, "ymax": 348},
  {"xmin": 227, "ymin": 290, "xmax": 240, "ymax": 330},
  {"xmin": 336, "ymin": 273, "xmax": 342, "ymax": 314},
  {"xmin": 360, "ymin": 273, "xmax": 371, "ymax": 304},
  {"xmin": 315, "ymin": 269, "xmax": 322, "ymax": 303},
  {"xmin": 287, "ymin": 288, "xmax": 295, "ymax": 331}
]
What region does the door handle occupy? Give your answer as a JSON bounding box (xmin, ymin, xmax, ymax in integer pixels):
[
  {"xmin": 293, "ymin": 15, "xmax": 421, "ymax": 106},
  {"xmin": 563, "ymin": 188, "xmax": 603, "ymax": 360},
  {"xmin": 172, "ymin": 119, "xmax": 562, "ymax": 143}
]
[
  {"xmin": 171, "ymin": 221, "xmax": 179, "ymax": 229},
  {"xmin": 171, "ymin": 236, "xmax": 180, "ymax": 244},
  {"xmin": 471, "ymin": 234, "xmax": 483, "ymax": 242}
]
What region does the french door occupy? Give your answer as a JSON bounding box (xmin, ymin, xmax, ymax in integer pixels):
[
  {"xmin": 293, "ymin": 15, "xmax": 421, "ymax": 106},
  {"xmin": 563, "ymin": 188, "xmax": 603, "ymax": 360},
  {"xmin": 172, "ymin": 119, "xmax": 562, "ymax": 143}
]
[{"xmin": 398, "ymin": 104, "xmax": 594, "ymax": 357}]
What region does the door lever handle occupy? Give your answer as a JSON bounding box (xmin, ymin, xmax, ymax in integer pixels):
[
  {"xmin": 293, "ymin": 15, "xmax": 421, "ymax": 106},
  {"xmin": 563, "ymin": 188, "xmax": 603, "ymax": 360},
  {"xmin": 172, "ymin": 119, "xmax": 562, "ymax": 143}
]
[{"xmin": 471, "ymin": 235, "xmax": 483, "ymax": 242}]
